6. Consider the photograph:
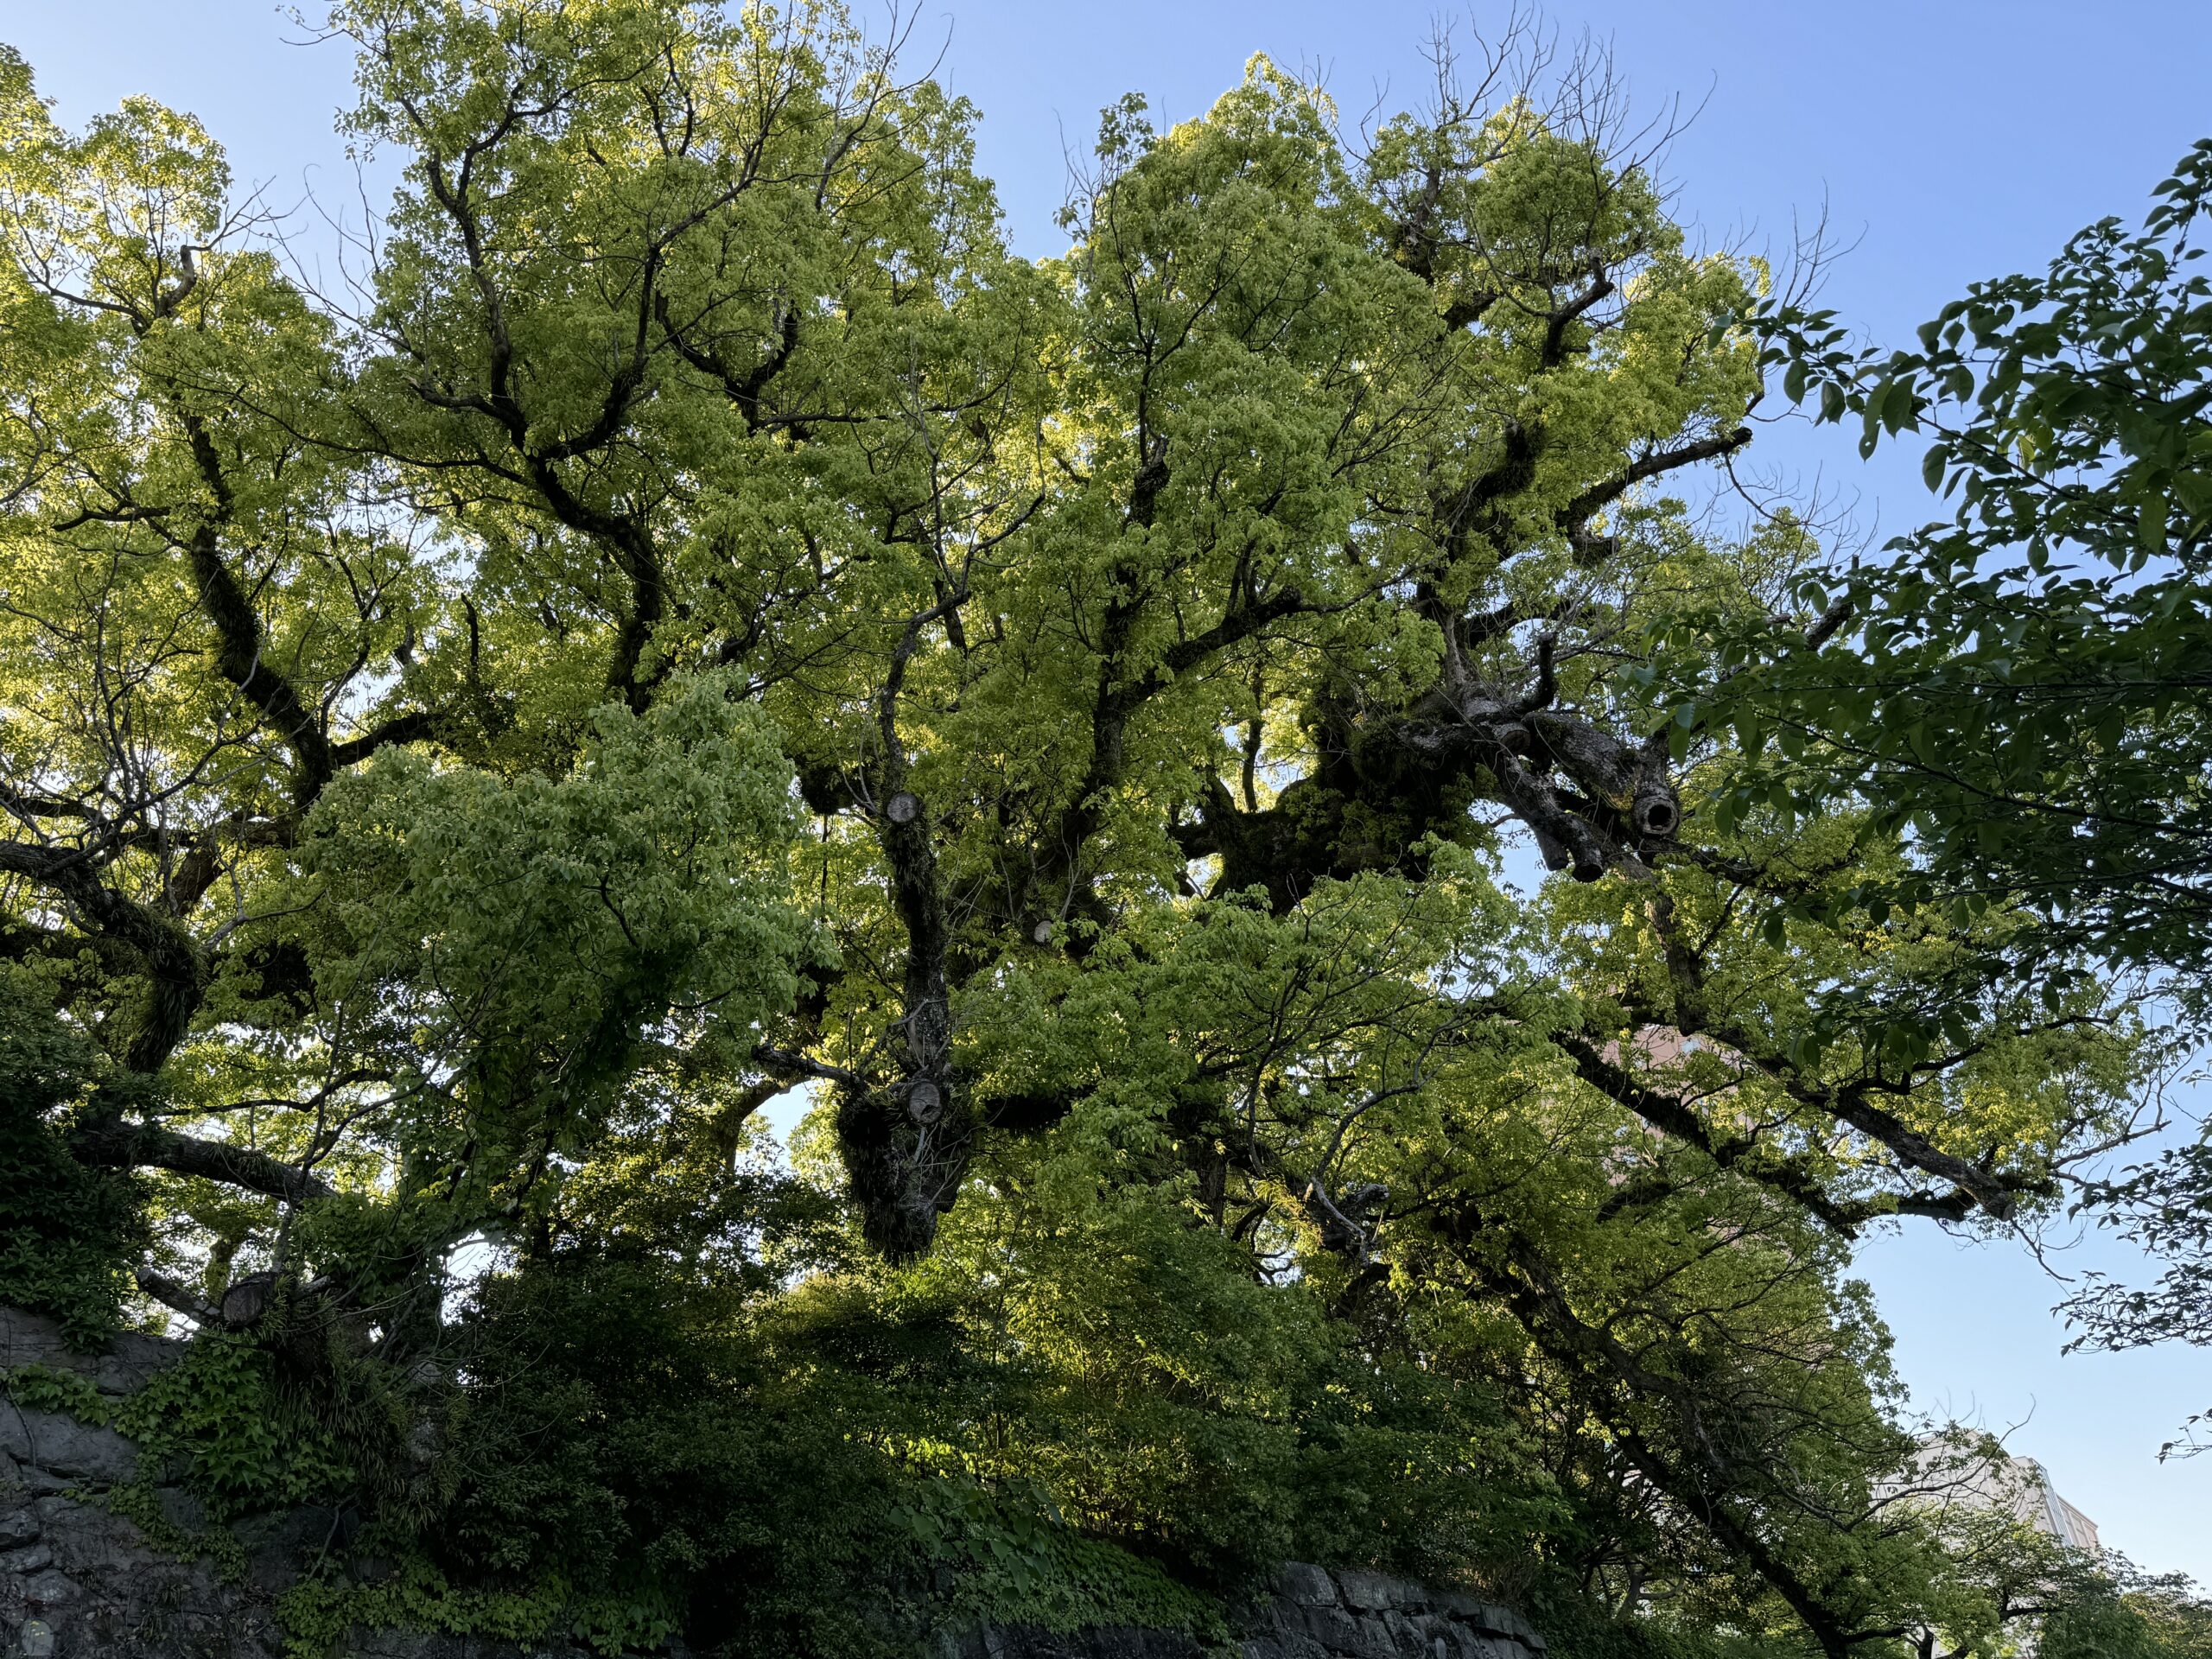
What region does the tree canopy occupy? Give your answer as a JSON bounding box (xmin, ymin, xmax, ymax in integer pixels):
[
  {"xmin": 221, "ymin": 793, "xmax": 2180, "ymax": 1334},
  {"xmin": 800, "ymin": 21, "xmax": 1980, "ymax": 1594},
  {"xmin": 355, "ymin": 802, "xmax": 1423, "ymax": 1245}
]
[
  {"xmin": 0, "ymin": 6, "xmax": 2190, "ymax": 1656},
  {"xmin": 1723, "ymin": 137, "xmax": 2212, "ymax": 1009},
  {"xmin": 1719, "ymin": 137, "xmax": 2212, "ymax": 1472}
]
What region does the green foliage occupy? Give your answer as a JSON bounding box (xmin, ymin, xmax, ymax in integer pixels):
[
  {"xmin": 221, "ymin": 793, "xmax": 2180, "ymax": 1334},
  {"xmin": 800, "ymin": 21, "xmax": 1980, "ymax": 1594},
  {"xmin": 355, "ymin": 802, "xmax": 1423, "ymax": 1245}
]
[
  {"xmin": 896, "ymin": 1480, "xmax": 1227, "ymax": 1641},
  {"xmin": 1722, "ymin": 135, "xmax": 2212, "ymax": 1467},
  {"xmin": 1523, "ymin": 1578, "xmax": 1795, "ymax": 1659},
  {"xmin": 277, "ymin": 1564, "xmax": 674, "ymax": 1659},
  {"xmin": 0, "ymin": 980, "xmax": 147, "ymax": 1345},
  {"xmin": 1901, "ymin": 1508, "xmax": 2212, "ymax": 1659},
  {"xmin": 868, "ymin": 1135, "xmax": 1554, "ymax": 1590},
  {"xmin": 1, "ymin": 1361, "xmax": 111, "ymax": 1423},
  {"xmin": 2068, "ymin": 1137, "xmax": 2212, "ymax": 1456},
  {"xmin": 1, "ymin": 1332, "xmax": 353, "ymax": 1524},
  {"xmin": 2, "ymin": 1339, "xmax": 339, "ymax": 1594},
  {"xmin": 1726, "ymin": 137, "xmax": 2212, "ymax": 1006},
  {"xmin": 118, "ymin": 1332, "xmax": 355, "ymax": 1521},
  {"xmin": 2111, "ymin": 1581, "xmax": 2212, "ymax": 1659},
  {"xmin": 0, "ymin": 8, "xmax": 2189, "ymax": 1657},
  {"xmin": 287, "ymin": 675, "xmax": 807, "ymax": 1118},
  {"xmin": 347, "ymin": 1215, "xmax": 1228, "ymax": 1656},
  {"xmin": 290, "ymin": 1121, "xmax": 1543, "ymax": 1653}
]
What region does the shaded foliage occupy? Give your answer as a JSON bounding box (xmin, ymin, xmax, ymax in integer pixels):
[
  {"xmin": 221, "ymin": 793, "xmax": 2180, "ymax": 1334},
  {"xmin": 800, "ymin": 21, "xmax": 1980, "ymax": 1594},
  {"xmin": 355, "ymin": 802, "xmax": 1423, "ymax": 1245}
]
[{"xmin": 0, "ymin": 979, "xmax": 147, "ymax": 1344}]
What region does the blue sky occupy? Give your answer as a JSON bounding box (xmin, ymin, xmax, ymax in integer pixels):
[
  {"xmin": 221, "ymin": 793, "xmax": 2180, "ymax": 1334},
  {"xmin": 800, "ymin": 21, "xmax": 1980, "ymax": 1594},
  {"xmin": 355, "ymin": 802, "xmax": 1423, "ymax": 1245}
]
[{"xmin": 9, "ymin": 0, "xmax": 2209, "ymax": 1578}]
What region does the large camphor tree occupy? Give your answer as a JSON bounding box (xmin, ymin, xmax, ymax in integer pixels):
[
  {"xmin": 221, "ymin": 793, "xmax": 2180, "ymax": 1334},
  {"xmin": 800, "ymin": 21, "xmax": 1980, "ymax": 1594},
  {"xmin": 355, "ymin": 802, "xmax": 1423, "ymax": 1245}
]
[{"xmin": 0, "ymin": 4, "xmax": 2163, "ymax": 1652}]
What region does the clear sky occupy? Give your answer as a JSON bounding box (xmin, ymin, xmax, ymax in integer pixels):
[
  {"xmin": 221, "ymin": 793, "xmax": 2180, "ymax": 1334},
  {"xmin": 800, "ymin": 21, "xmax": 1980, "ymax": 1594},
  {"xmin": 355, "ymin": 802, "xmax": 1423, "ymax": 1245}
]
[{"xmin": 8, "ymin": 0, "xmax": 2209, "ymax": 1580}]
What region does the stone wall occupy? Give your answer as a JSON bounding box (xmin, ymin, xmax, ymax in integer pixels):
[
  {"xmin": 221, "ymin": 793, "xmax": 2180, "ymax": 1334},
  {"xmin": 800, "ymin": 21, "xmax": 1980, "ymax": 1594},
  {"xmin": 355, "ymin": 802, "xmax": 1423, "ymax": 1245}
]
[
  {"xmin": 944, "ymin": 1563, "xmax": 1549, "ymax": 1659},
  {"xmin": 2, "ymin": 1305, "xmax": 328, "ymax": 1657},
  {"xmin": 2, "ymin": 1307, "xmax": 1546, "ymax": 1659},
  {"xmin": 1243, "ymin": 1563, "xmax": 1546, "ymax": 1659}
]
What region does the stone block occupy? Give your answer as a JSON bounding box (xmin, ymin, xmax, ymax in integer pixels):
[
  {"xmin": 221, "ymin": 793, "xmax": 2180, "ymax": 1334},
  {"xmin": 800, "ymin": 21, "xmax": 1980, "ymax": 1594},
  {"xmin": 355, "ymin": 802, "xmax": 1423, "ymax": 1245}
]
[
  {"xmin": 18, "ymin": 1568, "xmax": 80, "ymax": 1611},
  {"xmin": 1276, "ymin": 1562, "xmax": 1339, "ymax": 1606},
  {"xmin": 1336, "ymin": 1570, "xmax": 1410, "ymax": 1612},
  {"xmin": 1383, "ymin": 1610, "xmax": 1443, "ymax": 1656},
  {"xmin": 34, "ymin": 1495, "xmax": 148, "ymax": 1580},
  {"xmin": 0, "ymin": 1507, "xmax": 39, "ymax": 1548},
  {"xmin": 0, "ymin": 1309, "xmax": 75, "ymax": 1374},
  {"xmin": 1419, "ymin": 1633, "xmax": 1456, "ymax": 1659},
  {"xmin": 1304, "ymin": 1602, "xmax": 1408, "ymax": 1657},
  {"xmin": 953, "ymin": 1629, "xmax": 1205, "ymax": 1659},
  {"xmin": 0, "ymin": 1308, "xmax": 184, "ymax": 1402},
  {"xmin": 1299, "ymin": 1604, "xmax": 1359, "ymax": 1647},
  {"xmin": 0, "ymin": 1413, "xmax": 135, "ymax": 1485},
  {"xmin": 1455, "ymin": 1603, "xmax": 1535, "ymax": 1643},
  {"xmin": 91, "ymin": 1332, "xmax": 185, "ymax": 1396}
]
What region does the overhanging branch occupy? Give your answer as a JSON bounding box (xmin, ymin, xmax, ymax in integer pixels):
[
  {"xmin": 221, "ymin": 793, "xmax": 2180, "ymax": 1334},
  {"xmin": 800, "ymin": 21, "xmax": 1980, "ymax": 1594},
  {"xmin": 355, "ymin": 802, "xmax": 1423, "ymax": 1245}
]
[{"xmin": 72, "ymin": 1115, "xmax": 333, "ymax": 1207}]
